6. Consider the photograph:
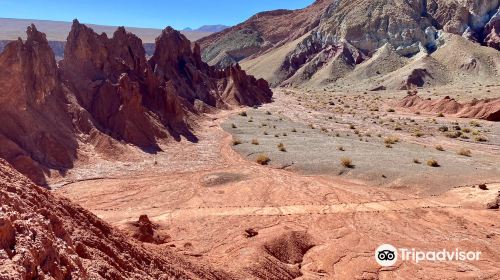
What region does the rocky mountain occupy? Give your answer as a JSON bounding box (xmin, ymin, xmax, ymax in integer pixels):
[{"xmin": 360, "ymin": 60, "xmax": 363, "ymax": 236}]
[
  {"xmin": 183, "ymin": 25, "xmax": 229, "ymax": 33},
  {"xmin": 0, "ymin": 158, "xmax": 230, "ymax": 279},
  {"xmin": 0, "ymin": 22, "xmax": 272, "ymax": 185},
  {"xmin": 199, "ymin": 0, "xmax": 500, "ymax": 89}
]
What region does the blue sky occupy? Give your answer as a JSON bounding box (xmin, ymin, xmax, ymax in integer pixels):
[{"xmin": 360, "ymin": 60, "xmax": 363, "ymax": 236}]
[{"xmin": 0, "ymin": 0, "xmax": 315, "ymax": 29}]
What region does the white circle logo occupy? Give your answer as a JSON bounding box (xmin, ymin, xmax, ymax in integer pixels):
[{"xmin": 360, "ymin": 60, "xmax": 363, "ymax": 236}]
[{"xmin": 375, "ymin": 244, "xmax": 398, "ymax": 266}]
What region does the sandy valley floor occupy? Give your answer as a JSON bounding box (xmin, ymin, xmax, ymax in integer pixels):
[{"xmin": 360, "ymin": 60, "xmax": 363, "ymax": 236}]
[{"xmin": 55, "ymin": 88, "xmax": 500, "ymax": 279}]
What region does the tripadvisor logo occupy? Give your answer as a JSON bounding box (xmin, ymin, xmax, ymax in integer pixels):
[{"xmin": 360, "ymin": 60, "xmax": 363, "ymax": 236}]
[
  {"xmin": 375, "ymin": 244, "xmax": 481, "ymax": 267},
  {"xmin": 375, "ymin": 244, "xmax": 398, "ymax": 266}
]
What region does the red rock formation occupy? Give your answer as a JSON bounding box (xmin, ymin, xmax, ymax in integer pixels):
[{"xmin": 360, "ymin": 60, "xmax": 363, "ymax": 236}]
[
  {"xmin": 457, "ymin": 98, "xmax": 500, "ymax": 121},
  {"xmin": 150, "ymin": 27, "xmax": 272, "ymax": 109},
  {"xmin": 0, "ymin": 21, "xmax": 272, "ymax": 183},
  {"xmin": 0, "ymin": 25, "xmax": 77, "ymax": 185},
  {"xmin": 0, "ymin": 159, "xmax": 230, "ymax": 279},
  {"xmin": 398, "ymin": 94, "xmax": 500, "ymax": 121},
  {"xmin": 60, "ymin": 21, "xmax": 173, "ymax": 150}
]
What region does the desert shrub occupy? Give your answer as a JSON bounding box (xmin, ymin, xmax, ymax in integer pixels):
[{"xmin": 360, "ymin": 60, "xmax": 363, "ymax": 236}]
[
  {"xmin": 251, "ymin": 139, "xmax": 259, "ymax": 145},
  {"xmin": 427, "ymin": 159, "xmax": 440, "ymax": 167},
  {"xmin": 338, "ymin": 146, "xmax": 345, "ymax": 151},
  {"xmin": 232, "ymin": 140, "xmax": 242, "ymax": 146},
  {"xmin": 462, "ymin": 128, "xmax": 471, "ymax": 133},
  {"xmin": 457, "ymin": 148, "xmax": 471, "ymax": 157},
  {"xmin": 469, "ymin": 120, "xmax": 481, "ymax": 127},
  {"xmin": 277, "ymin": 143, "xmax": 286, "ymax": 152},
  {"xmin": 384, "ymin": 136, "xmax": 399, "ymax": 145},
  {"xmin": 231, "ymin": 123, "xmax": 237, "ymax": 128},
  {"xmin": 292, "ymin": 128, "xmax": 297, "ymax": 132},
  {"xmin": 387, "ymin": 108, "xmax": 395, "ymax": 112},
  {"xmin": 435, "ymin": 145, "xmax": 444, "ymax": 151},
  {"xmin": 266, "ymin": 111, "xmax": 272, "ymax": 115},
  {"xmin": 413, "ymin": 159, "xmax": 421, "ymax": 164},
  {"xmin": 263, "ymin": 131, "xmax": 269, "ymax": 135},
  {"xmin": 340, "ymin": 157, "xmax": 353, "ymax": 168},
  {"xmin": 445, "ymin": 131, "xmax": 462, "ymax": 138},
  {"xmin": 256, "ymin": 154, "xmax": 270, "ymax": 165},
  {"xmin": 437, "ymin": 113, "xmax": 444, "ymax": 117},
  {"xmin": 239, "ymin": 111, "xmax": 247, "ymax": 117},
  {"xmin": 413, "ymin": 131, "xmax": 424, "ymax": 137},
  {"xmin": 438, "ymin": 126, "xmax": 449, "ymax": 132},
  {"xmin": 474, "ymin": 136, "xmax": 488, "ymax": 142}
]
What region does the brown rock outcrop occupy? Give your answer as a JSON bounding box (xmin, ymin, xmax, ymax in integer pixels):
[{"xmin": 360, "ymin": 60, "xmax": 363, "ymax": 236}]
[
  {"xmin": 0, "ymin": 158, "xmax": 229, "ymax": 279},
  {"xmin": 130, "ymin": 215, "xmax": 169, "ymax": 244},
  {"xmin": 398, "ymin": 94, "xmax": 500, "ymax": 121},
  {"xmin": 0, "ymin": 25, "xmax": 77, "ymax": 185},
  {"xmin": 401, "ymin": 69, "xmax": 434, "ymax": 90}
]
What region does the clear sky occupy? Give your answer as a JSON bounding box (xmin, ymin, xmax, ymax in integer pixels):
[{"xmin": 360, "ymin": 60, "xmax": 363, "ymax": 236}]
[{"xmin": 0, "ymin": 0, "xmax": 315, "ymax": 29}]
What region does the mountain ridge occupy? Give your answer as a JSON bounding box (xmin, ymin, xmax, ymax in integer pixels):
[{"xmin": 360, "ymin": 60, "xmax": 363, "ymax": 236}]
[{"xmin": 199, "ymin": 0, "xmax": 500, "ymax": 90}]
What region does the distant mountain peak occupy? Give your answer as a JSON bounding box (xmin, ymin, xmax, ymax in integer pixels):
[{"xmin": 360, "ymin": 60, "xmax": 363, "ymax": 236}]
[{"xmin": 183, "ymin": 25, "xmax": 229, "ymax": 33}]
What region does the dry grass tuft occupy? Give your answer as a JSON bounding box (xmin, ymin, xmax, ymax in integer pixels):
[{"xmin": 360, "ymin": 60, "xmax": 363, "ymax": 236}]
[
  {"xmin": 256, "ymin": 154, "xmax": 270, "ymax": 165},
  {"xmin": 427, "ymin": 159, "xmax": 440, "ymax": 167},
  {"xmin": 384, "ymin": 136, "xmax": 399, "ymax": 145},
  {"xmin": 277, "ymin": 143, "xmax": 287, "ymax": 152},
  {"xmin": 457, "ymin": 148, "xmax": 471, "ymax": 157},
  {"xmin": 340, "ymin": 157, "xmax": 353, "ymax": 168}
]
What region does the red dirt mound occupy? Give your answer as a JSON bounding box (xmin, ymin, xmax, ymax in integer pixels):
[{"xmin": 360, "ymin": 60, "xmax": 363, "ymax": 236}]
[
  {"xmin": 0, "ymin": 159, "xmax": 230, "ymax": 279},
  {"xmin": 398, "ymin": 94, "xmax": 500, "ymax": 121}
]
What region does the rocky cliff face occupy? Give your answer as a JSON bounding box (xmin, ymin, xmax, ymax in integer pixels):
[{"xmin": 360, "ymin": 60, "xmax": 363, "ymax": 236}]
[
  {"xmin": 0, "ymin": 25, "xmax": 77, "ymax": 185},
  {"xmin": 200, "ymin": 0, "xmax": 500, "ymax": 87},
  {"xmin": 0, "ymin": 21, "xmax": 272, "ymax": 184},
  {"xmin": 0, "ymin": 158, "xmax": 229, "ymax": 279}
]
